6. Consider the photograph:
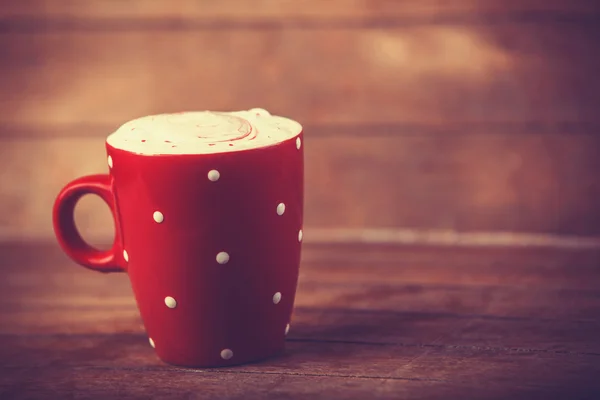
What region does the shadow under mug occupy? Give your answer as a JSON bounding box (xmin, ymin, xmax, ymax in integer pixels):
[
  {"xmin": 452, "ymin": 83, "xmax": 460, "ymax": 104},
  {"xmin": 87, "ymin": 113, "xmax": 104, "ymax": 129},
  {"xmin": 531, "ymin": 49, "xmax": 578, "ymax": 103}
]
[{"xmin": 52, "ymin": 135, "xmax": 304, "ymax": 367}]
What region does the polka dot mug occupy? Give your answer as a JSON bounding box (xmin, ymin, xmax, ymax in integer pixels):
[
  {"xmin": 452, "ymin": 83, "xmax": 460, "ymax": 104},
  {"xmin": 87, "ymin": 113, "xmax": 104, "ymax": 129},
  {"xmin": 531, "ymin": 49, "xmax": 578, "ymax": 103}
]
[{"xmin": 52, "ymin": 109, "xmax": 304, "ymax": 367}]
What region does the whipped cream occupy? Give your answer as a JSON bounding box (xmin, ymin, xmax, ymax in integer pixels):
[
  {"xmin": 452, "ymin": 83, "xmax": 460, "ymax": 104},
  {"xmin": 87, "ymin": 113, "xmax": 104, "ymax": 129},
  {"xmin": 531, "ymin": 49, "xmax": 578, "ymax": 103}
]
[{"xmin": 106, "ymin": 109, "xmax": 302, "ymax": 155}]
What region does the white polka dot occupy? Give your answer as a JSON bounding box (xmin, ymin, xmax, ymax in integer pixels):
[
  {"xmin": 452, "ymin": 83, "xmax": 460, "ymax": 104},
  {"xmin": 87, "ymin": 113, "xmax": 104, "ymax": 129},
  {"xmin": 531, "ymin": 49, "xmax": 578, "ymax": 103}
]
[
  {"xmin": 298, "ymin": 229, "xmax": 303, "ymax": 242},
  {"xmin": 273, "ymin": 292, "xmax": 282, "ymax": 304},
  {"xmin": 149, "ymin": 337, "xmax": 155, "ymax": 348},
  {"xmin": 208, "ymin": 169, "xmax": 220, "ymax": 182},
  {"xmin": 164, "ymin": 296, "xmax": 177, "ymax": 308},
  {"xmin": 220, "ymin": 348, "xmax": 233, "ymax": 360},
  {"xmin": 123, "ymin": 249, "xmax": 129, "ymax": 262},
  {"xmin": 153, "ymin": 211, "xmax": 164, "ymax": 223},
  {"xmin": 276, "ymin": 203, "xmax": 286, "ymax": 216},
  {"xmin": 296, "ymin": 137, "xmax": 301, "ymax": 150},
  {"xmin": 285, "ymin": 324, "xmax": 290, "ymax": 335},
  {"xmin": 107, "ymin": 155, "xmax": 113, "ymax": 168},
  {"xmin": 216, "ymin": 251, "xmax": 230, "ymax": 265}
]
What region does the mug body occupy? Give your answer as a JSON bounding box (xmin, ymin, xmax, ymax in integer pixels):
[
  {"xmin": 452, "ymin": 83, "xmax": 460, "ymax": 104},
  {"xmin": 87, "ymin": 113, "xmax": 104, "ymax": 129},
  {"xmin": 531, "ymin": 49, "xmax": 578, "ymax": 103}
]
[{"xmin": 106, "ymin": 135, "xmax": 303, "ymax": 367}]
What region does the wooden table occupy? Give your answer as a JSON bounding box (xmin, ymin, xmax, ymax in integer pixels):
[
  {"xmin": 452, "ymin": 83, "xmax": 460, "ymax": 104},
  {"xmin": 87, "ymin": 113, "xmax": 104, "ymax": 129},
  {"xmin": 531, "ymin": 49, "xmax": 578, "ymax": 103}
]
[{"xmin": 1, "ymin": 242, "xmax": 599, "ymax": 399}]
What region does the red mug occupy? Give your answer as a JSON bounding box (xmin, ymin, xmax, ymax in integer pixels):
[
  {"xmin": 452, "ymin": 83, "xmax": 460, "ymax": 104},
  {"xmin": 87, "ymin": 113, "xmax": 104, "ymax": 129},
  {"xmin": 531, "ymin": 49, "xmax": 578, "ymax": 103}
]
[{"xmin": 52, "ymin": 109, "xmax": 304, "ymax": 367}]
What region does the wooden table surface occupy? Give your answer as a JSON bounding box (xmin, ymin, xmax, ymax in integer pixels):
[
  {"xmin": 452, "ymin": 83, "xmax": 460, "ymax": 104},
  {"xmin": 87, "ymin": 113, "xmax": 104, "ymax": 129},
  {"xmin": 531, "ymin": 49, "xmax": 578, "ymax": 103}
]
[{"xmin": 1, "ymin": 242, "xmax": 599, "ymax": 399}]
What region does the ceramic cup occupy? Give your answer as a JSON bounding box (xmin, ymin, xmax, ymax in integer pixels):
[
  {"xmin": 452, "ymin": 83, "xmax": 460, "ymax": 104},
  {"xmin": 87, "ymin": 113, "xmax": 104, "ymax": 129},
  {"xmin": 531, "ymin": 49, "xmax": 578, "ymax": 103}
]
[{"xmin": 52, "ymin": 109, "xmax": 304, "ymax": 367}]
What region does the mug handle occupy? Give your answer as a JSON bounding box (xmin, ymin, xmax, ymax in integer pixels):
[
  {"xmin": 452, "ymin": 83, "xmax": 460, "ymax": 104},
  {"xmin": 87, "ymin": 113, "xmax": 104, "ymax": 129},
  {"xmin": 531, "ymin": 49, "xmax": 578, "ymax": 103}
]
[{"xmin": 52, "ymin": 174, "xmax": 126, "ymax": 273}]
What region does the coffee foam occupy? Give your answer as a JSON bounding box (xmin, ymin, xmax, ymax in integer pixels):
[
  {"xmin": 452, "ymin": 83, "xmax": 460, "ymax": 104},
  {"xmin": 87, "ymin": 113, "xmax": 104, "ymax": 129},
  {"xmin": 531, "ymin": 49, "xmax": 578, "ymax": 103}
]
[{"xmin": 106, "ymin": 109, "xmax": 302, "ymax": 155}]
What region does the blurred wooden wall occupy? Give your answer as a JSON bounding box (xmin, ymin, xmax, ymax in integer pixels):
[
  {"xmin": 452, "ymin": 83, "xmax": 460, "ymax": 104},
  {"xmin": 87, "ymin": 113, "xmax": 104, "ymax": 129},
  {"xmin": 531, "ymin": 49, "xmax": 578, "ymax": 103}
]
[{"xmin": 0, "ymin": 0, "xmax": 599, "ymax": 244}]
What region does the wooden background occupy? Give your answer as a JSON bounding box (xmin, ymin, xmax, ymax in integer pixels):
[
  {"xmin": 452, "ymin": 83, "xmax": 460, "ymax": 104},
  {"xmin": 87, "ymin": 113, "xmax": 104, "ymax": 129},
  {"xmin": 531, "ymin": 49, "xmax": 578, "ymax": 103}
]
[{"xmin": 1, "ymin": 0, "xmax": 599, "ymax": 245}]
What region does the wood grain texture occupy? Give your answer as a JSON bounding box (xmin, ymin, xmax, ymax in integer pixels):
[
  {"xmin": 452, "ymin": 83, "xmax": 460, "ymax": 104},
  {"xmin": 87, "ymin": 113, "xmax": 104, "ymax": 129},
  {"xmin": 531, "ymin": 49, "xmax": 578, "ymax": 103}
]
[
  {"xmin": 1, "ymin": 243, "xmax": 600, "ymax": 399},
  {"xmin": 1, "ymin": 337, "xmax": 600, "ymax": 399},
  {"xmin": 0, "ymin": 23, "xmax": 598, "ymax": 127},
  {"xmin": 1, "ymin": 131, "xmax": 599, "ymax": 240},
  {"xmin": 3, "ymin": 243, "xmax": 600, "ymax": 347},
  {"xmin": 0, "ymin": 2, "xmax": 599, "ymax": 241}
]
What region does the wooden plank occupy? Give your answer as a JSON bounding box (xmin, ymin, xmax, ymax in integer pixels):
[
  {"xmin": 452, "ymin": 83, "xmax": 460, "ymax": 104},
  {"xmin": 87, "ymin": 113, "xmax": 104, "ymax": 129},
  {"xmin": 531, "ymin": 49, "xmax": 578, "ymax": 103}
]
[
  {"xmin": 302, "ymin": 246, "xmax": 600, "ymax": 290},
  {"xmin": 1, "ymin": 335, "xmax": 599, "ymax": 399},
  {"xmin": 0, "ymin": 24, "xmax": 598, "ymax": 128},
  {"xmin": 6, "ymin": 242, "xmax": 600, "ymax": 289},
  {"xmin": 0, "ymin": 364, "xmax": 449, "ymax": 400},
  {"xmin": 2, "ymin": 243, "xmax": 600, "ymax": 355},
  {"xmin": 6, "ymin": 267, "xmax": 600, "ymax": 325},
  {"xmin": 291, "ymin": 308, "xmax": 600, "ymax": 355},
  {"xmin": 1, "ymin": 0, "xmax": 597, "ymax": 21},
  {"xmin": 8, "ymin": 256, "xmax": 600, "ymax": 323},
  {"xmin": 4, "ymin": 302, "xmax": 600, "ymax": 354},
  {"xmin": 0, "ymin": 366, "xmax": 452, "ymax": 400},
  {"xmin": 306, "ymin": 133, "xmax": 600, "ymax": 235},
  {"xmin": 1, "ymin": 131, "xmax": 599, "ymax": 240},
  {"xmin": 2, "ymin": 243, "xmax": 600, "ymax": 398}
]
